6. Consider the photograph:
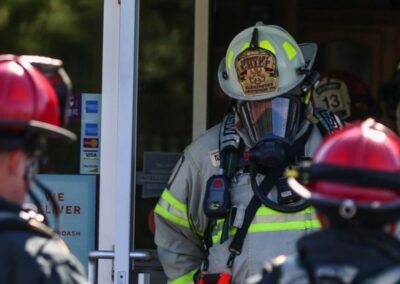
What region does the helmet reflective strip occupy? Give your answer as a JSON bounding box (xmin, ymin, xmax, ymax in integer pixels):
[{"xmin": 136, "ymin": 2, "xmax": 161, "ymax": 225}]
[
  {"xmin": 259, "ymin": 40, "xmax": 276, "ymax": 54},
  {"xmin": 226, "ymin": 50, "xmax": 235, "ymax": 70},
  {"xmin": 241, "ymin": 42, "xmax": 250, "ymax": 52},
  {"xmin": 282, "ymin": 41, "xmax": 297, "ymax": 61}
]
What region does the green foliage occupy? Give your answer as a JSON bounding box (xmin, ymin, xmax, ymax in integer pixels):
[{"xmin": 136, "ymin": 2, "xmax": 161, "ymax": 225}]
[
  {"xmin": 138, "ymin": 0, "xmax": 195, "ymax": 146},
  {"xmin": 0, "ymin": 0, "xmax": 103, "ymax": 92},
  {"xmin": 0, "ymin": 0, "xmax": 195, "ymax": 170}
]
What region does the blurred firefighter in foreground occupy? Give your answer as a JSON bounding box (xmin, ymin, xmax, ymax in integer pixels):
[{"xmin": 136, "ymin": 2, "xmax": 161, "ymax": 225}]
[
  {"xmin": 250, "ymin": 119, "xmax": 400, "ymax": 284},
  {"xmin": 0, "ymin": 55, "xmax": 88, "ymax": 283},
  {"xmin": 154, "ymin": 22, "xmax": 342, "ymax": 284}
]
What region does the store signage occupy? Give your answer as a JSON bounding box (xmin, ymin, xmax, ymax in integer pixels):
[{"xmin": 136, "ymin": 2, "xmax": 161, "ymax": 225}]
[
  {"xmin": 137, "ymin": 151, "xmax": 181, "ymax": 198},
  {"xmin": 80, "ymin": 93, "xmax": 101, "ymax": 174},
  {"xmin": 32, "ymin": 174, "xmax": 96, "ymax": 273}
]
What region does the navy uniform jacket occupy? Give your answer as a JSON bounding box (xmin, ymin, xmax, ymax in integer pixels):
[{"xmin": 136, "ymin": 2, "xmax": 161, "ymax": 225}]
[{"xmin": 0, "ymin": 197, "xmax": 88, "ymax": 284}]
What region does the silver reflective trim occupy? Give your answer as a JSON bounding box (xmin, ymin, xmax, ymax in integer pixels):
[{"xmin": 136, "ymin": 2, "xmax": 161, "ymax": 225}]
[
  {"xmin": 158, "ymin": 198, "xmax": 188, "ymax": 220},
  {"xmin": 253, "ymin": 212, "xmax": 315, "ymax": 224}
]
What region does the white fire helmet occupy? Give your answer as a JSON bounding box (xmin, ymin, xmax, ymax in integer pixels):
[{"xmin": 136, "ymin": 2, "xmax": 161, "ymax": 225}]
[
  {"xmin": 312, "ymin": 75, "xmax": 352, "ymax": 120},
  {"xmin": 218, "ymin": 23, "xmax": 318, "ymax": 102}
]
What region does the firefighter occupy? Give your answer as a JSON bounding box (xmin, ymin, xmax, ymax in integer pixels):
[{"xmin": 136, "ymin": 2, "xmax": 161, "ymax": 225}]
[
  {"xmin": 154, "ymin": 23, "xmax": 342, "ymax": 284},
  {"xmin": 312, "ymin": 70, "xmax": 381, "ymax": 122},
  {"xmin": 251, "ymin": 118, "xmax": 400, "ymax": 284},
  {"xmin": 0, "ymin": 55, "xmax": 87, "ymax": 283},
  {"xmin": 380, "ymin": 59, "xmax": 400, "ymax": 133}
]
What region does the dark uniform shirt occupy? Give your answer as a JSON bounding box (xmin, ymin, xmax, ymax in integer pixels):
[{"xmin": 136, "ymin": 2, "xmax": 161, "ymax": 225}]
[
  {"xmin": 254, "ymin": 227, "xmax": 400, "ymax": 284},
  {"xmin": 0, "ymin": 197, "xmax": 88, "ymax": 284}
]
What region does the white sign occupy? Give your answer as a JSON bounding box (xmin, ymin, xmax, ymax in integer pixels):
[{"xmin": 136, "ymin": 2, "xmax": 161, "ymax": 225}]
[{"xmin": 32, "ymin": 174, "xmax": 97, "ymax": 272}]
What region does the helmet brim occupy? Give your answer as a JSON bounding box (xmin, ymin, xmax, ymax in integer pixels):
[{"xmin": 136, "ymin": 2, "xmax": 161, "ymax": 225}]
[
  {"xmin": 0, "ymin": 120, "xmax": 77, "ymax": 142},
  {"xmin": 298, "ymin": 43, "xmax": 318, "ymax": 70},
  {"xmin": 287, "ymin": 177, "xmax": 400, "ymax": 224}
]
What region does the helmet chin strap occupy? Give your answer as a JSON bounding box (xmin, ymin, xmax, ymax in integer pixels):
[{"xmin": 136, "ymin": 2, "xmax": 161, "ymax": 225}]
[{"xmin": 23, "ymin": 155, "xmax": 60, "ymax": 231}]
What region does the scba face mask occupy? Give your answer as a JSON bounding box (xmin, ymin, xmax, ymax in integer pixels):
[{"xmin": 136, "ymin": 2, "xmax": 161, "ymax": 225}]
[{"xmin": 237, "ymin": 94, "xmax": 302, "ymax": 148}]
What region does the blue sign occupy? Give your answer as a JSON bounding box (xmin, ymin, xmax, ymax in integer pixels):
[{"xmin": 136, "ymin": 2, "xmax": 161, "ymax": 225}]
[
  {"xmin": 85, "ymin": 123, "xmax": 98, "ymax": 137},
  {"xmin": 85, "ymin": 100, "xmax": 99, "ymax": 114},
  {"xmin": 32, "ymin": 174, "xmax": 96, "ymax": 273}
]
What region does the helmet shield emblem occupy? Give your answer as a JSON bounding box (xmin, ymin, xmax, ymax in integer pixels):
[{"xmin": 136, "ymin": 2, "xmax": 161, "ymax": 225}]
[{"xmin": 235, "ymin": 48, "xmax": 279, "ymax": 97}]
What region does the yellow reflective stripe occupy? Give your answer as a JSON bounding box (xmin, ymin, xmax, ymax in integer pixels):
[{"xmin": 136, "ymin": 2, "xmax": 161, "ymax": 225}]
[
  {"xmin": 158, "ymin": 198, "xmax": 188, "ymax": 220},
  {"xmin": 304, "ymin": 206, "xmax": 315, "ymax": 214},
  {"xmin": 256, "ymin": 206, "xmax": 285, "ymax": 216},
  {"xmin": 226, "ymin": 50, "xmax": 235, "ymax": 70},
  {"xmin": 249, "ymin": 220, "xmax": 321, "ymax": 233},
  {"xmin": 259, "ymin": 40, "xmax": 276, "ymax": 54},
  {"xmin": 212, "ymin": 219, "xmax": 320, "ymax": 243},
  {"xmin": 282, "ymin": 41, "xmax": 297, "ymax": 61},
  {"xmin": 241, "ymin": 42, "xmax": 250, "ymax": 52},
  {"xmin": 211, "ymin": 219, "xmax": 223, "ymax": 243},
  {"xmin": 168, "ymin": 268, "xmax": 198, "ymax": 284},
  {"xmin": 255, "ymin": 214, "xmax": 310, "ymax": 223},
  {"xmin": 154, "ymin": 204, "xmax": 190, "ymax": 228},
  {"xmin": 256, "ymin": 206, "xmax": 315, "ymax": 216},
  {"xmin": 212, "ymin": 226, "xmax": 237, "ymax": 244},
  {"xmin": 160, "ymin": 189, "xmax": 187, "ymax": 212},
  {"xmin": 211, "ymin": 206, "xmax": 318, "ymax": 243}
]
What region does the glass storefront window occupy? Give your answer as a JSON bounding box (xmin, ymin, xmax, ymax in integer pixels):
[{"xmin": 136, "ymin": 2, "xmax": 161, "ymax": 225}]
[{"xmin": 134, "ymin": 0, "xmax": 194, "ymax": 252}]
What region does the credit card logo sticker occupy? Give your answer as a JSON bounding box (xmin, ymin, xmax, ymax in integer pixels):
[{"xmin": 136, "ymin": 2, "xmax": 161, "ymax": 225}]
[
  {"xmin": 85, "ymin": 123, "xmax": 98, "ymax": 137},
  {"xmin": 83, "ymin": 138, "xmax": 99, "ymax": 148},
  {"xmin": 85, "ymin": 100, "xmax": 99, "ymax": 114}
]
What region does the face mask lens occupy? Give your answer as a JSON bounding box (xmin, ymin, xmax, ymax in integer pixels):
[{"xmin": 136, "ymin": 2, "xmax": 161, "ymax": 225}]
[{"xmin": 238, "ymin": 96, "xmax": 300, "ymax": 146}]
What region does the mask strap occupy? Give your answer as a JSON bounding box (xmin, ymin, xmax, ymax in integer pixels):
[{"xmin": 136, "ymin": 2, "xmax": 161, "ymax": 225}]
[{"xmin": 23, "ymin": 155, "xmax": 60, "ymax": 231}]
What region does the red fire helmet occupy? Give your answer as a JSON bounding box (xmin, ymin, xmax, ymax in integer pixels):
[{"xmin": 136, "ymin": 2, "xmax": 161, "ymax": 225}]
[
  {"xmin": 288, "ymin": 119, "xmax": 400, "ymax": 225},
  {"xmin": 0, "ymin": 55, "xmax": 76, "ymax": 142}
]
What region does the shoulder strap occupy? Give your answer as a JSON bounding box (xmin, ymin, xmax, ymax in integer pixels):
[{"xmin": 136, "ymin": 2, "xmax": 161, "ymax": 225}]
[
  {"xmin": 227, "ymin": 167, "xmax": 282, "ymax": 268},
  {"xmin": 219, "ymin": 113, "xmax": 240, "ymax": 152},
  {"xmin": 0, "ymin": 210, "xmax": 55, "ymax": 239},
  {"xmin": 219, "ymin": 113, "xmax": 241, "ymax": 178},
  {"xmin": 201, "ymin": 113, "xmax": 242, "ymax": 271}
]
